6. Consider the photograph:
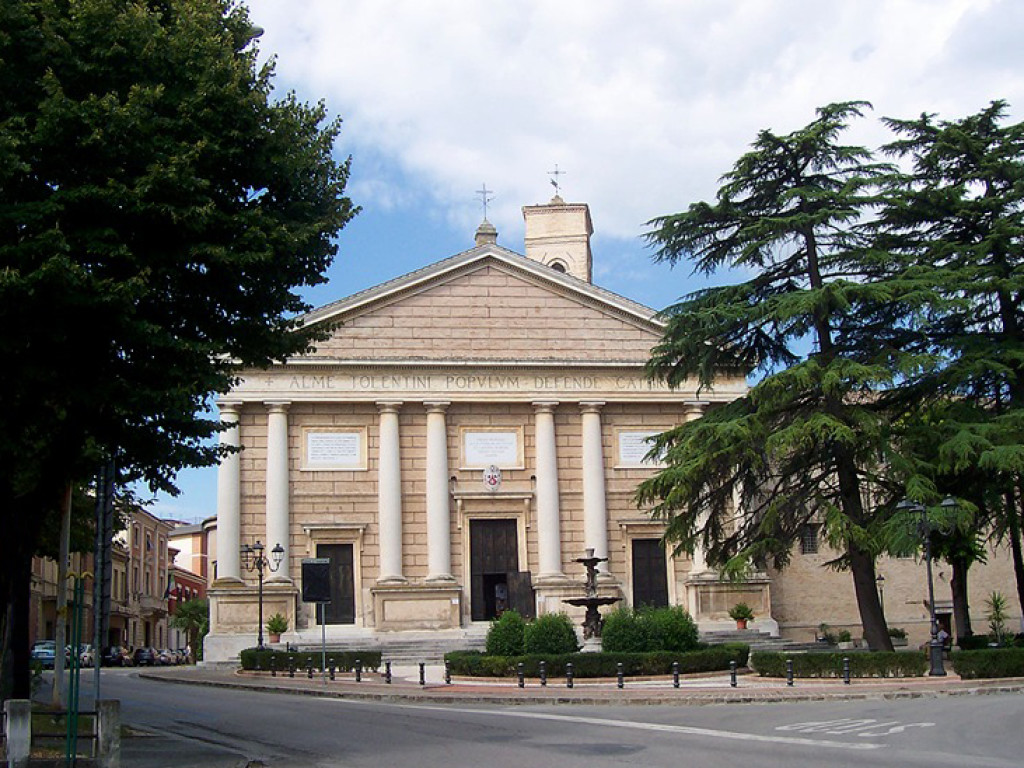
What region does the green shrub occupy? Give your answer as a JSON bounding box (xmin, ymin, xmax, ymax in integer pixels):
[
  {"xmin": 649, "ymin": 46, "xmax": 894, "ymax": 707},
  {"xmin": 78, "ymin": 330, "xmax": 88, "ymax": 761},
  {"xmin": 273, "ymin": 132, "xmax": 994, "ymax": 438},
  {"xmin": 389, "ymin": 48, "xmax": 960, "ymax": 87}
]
[
  {"xmin": 728, "ymin": 602, "xmax": 755, "ymax": 621},
  {"xmin": 239, "ymin": 648, "xmax": 382, "ymax": 672},
  {"xmin": 601, "ymin": 607, "xmax": 649, "ymax": 653},
  {"xmin": 444, "ymin": 645, "xmax": 748, "ymax": 678},
  {"xmin": 524, "ymin": 612, "xmax": 579, "ymax": 655},
  {"xmin": 951, "ymin": 648, "xmax": 1024, "ymax": 679},
  {"xmin": 486, "ymin": 610, "xmax": 526, "ymax": 656},
  {"xmin": 888, "ymin": 626, "xmax": 907, "ymax": 640},
  {"xmin": 641, "ymin": 606, "xmax": 700, "ymax": 653},
  {"xmin": 956, "ymin": 634, "xmax": 990, "ymax": 651},
  {"xmin": 837, "ymin": 630, "xmax": 853, "ymax": 643},
  {"xmin": 750, "ymin": 651, "xmax": 926, "ymax": 678}
]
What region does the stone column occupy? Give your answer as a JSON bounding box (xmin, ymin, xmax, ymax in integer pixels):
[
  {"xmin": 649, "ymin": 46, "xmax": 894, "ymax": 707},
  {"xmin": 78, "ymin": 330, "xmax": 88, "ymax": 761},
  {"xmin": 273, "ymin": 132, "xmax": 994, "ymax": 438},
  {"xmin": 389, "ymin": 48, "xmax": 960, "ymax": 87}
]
[
  {"xmin": 377, "ymin": 401, "xmax": 405, "ymax": 583},
  {"xmin": 684, "ymin": 401, "xmax": 711, "ymax": 574},
  {"xmin": 580, "ymin": 402, "xmax": 609, "ymax": 572},
  {"xmin": 214, "ymin": 401, "xmax": 243, "ymax": 583},
  {"xmin": 265, "ymin": 401, "xmax": 291, "ymax": 582},
  {"xmin": 533, "ymin": 401, "xmax": 564, "ymax": 580},
  {"xmin": 425, "ymin": 401, "xmax": 454, "ymax": 581}
]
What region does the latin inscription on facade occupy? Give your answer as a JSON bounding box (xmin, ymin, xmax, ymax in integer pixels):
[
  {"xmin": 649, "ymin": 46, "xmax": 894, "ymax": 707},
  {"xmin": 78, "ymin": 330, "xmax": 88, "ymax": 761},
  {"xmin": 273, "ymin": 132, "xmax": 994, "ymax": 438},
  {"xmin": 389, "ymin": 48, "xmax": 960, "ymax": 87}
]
[
  {"xmin": 463, "ymin": 430, "xmax": 521, "ymax": 468},
  {"xmin": 617, "ymin": 429, "xmax": 665, "ymax": 467},
  {"xmin": 304, "ymin": 430, "xmax": 365, "ymax": 470}
]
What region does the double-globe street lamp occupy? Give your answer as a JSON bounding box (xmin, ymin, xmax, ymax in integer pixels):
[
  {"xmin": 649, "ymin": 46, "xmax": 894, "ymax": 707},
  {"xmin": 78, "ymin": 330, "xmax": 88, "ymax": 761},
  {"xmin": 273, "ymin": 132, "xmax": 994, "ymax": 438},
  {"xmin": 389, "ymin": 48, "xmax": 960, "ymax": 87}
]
[
  {"xmin": 241, "ymin": 540, "xmax": 285, "ymax": 650},
  {"xmin": 896, "ymin": 498, "xmax": 957, "ymax": 677}
]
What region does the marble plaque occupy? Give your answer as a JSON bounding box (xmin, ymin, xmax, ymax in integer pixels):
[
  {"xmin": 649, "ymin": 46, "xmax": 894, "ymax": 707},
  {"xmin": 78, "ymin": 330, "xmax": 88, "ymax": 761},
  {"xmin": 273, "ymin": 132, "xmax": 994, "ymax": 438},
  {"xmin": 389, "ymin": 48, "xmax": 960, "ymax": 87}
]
[
  {"xmin": 305, "ymin": 430, "xmax": 364, "ymax": 469},
  {"xmin": 463, "ymin": 430, "xmax": 520, "ymax": 468},
  {"xmin": 617, "ymin": 429, "xmax": 665, "ymax": 467}
]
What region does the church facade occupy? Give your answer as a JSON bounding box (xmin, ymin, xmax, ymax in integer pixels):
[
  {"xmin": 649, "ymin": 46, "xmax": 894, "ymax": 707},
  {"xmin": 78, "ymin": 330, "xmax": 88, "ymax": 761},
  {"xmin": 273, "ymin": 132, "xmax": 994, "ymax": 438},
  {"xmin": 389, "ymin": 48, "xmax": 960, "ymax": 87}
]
[{"xmin": 205, "ymin": 197, "xmax": 1020, "ymax": 661}]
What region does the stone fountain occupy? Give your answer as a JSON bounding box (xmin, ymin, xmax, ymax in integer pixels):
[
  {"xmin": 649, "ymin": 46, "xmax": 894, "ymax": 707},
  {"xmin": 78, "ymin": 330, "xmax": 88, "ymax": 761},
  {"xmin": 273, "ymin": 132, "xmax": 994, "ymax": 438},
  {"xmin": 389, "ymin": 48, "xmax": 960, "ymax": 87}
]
[{"xmin": 563, "ymin": 548, "xmax": 621, "ymax": 651}]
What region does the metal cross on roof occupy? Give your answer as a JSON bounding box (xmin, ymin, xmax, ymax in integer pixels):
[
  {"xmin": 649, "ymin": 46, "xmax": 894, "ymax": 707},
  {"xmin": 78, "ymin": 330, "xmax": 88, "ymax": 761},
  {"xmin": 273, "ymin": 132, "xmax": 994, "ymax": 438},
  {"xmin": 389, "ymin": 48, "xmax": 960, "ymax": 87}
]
[
  {"xmin": 476, "ymin": 183, "xmax": 494, "ymax": 219},
  {"xmin": 548, "ymin": 164, "xmax": 566, "ymax": 195}
]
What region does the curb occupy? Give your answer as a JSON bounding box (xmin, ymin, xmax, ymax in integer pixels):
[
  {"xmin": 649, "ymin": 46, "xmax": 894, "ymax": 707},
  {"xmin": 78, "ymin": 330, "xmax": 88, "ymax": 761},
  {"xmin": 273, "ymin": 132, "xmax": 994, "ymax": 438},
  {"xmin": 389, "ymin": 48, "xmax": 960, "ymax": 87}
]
[{"xmin": 137, "ymin": 670, "xmax": 1024, "ymax": 707}]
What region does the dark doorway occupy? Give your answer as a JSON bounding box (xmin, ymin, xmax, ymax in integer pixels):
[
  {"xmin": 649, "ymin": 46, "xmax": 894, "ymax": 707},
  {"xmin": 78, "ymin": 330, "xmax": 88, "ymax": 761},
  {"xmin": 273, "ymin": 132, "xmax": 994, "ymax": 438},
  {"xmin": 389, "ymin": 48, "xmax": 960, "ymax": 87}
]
[
  {"xmin": 470, "ymin": 519, "xmax": 521, "ymax": 621},
  {"xmin": 632, "ymin": 538, "xmax": 669, "ymax": 608},
  {"xmin": 316, "ymin": 543, "xmax": 355, "ymax": 624}
]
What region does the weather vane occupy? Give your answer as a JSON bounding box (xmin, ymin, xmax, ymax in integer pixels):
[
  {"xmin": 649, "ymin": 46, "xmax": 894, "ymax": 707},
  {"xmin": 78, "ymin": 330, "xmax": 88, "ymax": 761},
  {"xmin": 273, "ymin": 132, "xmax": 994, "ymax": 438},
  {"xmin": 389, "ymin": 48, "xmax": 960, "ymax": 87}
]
[
  {"xmin": 548, "ymin": 164, "xmax": 566, "ymax": 196},
  {"xmin": 476, "ymin": 183, "xmax": 495, "ymax": 219}
]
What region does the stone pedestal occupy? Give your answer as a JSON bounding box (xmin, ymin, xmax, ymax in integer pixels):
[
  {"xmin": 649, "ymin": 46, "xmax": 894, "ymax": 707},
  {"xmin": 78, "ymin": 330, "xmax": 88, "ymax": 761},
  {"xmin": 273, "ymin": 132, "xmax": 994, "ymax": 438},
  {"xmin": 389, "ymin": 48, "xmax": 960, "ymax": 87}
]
[{"xmin": 372, "ymin": 583, "xmax": 463, "ymax": 631}]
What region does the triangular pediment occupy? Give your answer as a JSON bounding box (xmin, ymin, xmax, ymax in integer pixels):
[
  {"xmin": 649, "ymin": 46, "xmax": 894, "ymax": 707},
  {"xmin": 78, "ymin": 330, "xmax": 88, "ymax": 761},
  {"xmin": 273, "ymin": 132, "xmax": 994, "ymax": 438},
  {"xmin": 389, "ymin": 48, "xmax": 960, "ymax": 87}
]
[{"xmin": 298, "ymin": 246, "xmax": 664, "ymax": 363}]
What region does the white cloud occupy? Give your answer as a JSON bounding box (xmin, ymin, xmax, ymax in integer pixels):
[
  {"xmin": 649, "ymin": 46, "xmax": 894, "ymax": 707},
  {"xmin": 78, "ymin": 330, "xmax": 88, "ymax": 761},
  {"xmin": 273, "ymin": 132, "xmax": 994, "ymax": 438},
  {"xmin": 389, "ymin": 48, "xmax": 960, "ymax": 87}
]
[{"xmin": 246, "ymin": 0, "xmax": 1020, "ymax": 245}]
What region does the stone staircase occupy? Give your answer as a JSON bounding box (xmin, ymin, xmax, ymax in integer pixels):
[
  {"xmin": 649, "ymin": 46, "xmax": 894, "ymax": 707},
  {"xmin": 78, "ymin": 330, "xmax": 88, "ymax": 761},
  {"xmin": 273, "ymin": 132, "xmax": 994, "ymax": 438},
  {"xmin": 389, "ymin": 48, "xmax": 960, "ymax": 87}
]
[
  {"xmin": 700, "ymin": 629, "xmax": 824, "ymax": 653},
  {"xmin": 294, "ymin": 627, "xmax": 488, "ymax": 664}
]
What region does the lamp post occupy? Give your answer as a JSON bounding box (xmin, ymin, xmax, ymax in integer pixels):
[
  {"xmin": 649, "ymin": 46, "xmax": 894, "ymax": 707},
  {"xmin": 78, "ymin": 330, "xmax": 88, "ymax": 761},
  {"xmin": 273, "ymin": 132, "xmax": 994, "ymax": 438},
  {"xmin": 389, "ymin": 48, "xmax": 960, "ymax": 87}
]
[
  {"xmin": 896, "ymin": 500, "xmax": 945, "ymax": 676},
  {"xmin": 240, "ymin": 540, "xmax": 284, "ymax": 650},
  {"xmin": 876, "ymin": 574, "xmax": 886, "ymax": 620}
]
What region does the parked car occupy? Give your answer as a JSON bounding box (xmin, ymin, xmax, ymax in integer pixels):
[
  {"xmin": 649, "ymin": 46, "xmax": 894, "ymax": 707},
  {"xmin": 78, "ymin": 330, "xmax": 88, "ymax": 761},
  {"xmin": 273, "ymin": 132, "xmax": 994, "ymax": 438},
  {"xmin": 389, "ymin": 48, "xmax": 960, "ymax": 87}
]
[
  {"xmin": 155, "ymin": 648, "xmax": 176, "ymax": 666},
  {"xmin": 66, "ymin": 643, "xmax": 93, "ymax": 667},
  {"xmin": 31, "ymin": 640, "xmax": 56, "ymax": 669},
  {"xmin": 101, "ymin": 645, "xmax": 133, "ymax": 667},
  {"xmin": 132, "ymin": 646, "xmax": 158, "ymax": 666}
]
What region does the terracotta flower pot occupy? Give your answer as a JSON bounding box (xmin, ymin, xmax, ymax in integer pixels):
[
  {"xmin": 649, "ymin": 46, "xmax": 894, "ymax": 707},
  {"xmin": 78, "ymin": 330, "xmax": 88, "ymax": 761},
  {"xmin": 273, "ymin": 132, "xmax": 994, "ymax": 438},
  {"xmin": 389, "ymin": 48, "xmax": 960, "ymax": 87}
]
[{"xmin": 736, "ymin": 619, "xmax": 748, "ymax": 630}]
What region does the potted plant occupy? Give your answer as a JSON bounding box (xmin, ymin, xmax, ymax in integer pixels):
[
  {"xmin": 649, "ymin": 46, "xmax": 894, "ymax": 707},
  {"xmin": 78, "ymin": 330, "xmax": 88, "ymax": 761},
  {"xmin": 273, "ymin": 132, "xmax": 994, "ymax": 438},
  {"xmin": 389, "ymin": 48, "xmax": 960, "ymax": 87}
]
[
  {"xmin": 266, "ymin": 613, "xmax": 288, "ymax": 644},
  {"xmin": 888, "ymin": 626, "xmax": 908, "ymax": 647},
  {"xmin": 728, "ymin": 602, "xmax": 755, "ymax": 630},
  {"xmin": 836, "ymin": 629, "xmax": 855, "ymax": 649}
]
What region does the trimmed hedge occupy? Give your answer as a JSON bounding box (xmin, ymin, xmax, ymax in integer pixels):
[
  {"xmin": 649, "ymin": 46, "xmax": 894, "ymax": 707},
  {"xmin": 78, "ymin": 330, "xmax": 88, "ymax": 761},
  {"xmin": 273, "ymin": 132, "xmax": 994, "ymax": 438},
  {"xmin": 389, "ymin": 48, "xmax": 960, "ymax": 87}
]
[
  {"xmin": 750, "ymin": 651, "xmax": 927, "ymax": 678},
  {"xmin": 951, "ymin": 648, "xmax": 1024, "ymax": 679},
  {"xmin": 486, "ymin": 610, "xmax": 526, "ymax": 656},
  {"xmin": 444, "ymin": 644, "xmax": 748, "ymax": 678},
  {"xmin": 523, "ymin": 612, "xmax": 579, "ymax": 655},
  {"xmin": 239, "ymin": 648, "xmax": 382, "ymax": 672},
  {"xmin": 601, "ymin": 606, "xmax": 700, "ymax": 654}
]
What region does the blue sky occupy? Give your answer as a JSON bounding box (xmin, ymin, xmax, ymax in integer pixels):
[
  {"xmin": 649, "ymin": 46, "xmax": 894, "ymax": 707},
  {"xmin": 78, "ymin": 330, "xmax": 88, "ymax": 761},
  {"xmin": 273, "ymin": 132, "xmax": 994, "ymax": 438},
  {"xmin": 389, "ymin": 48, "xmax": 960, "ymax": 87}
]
[{"xmin": 146, "ymin": 0, "xmax": 1024, "ymax": 522}]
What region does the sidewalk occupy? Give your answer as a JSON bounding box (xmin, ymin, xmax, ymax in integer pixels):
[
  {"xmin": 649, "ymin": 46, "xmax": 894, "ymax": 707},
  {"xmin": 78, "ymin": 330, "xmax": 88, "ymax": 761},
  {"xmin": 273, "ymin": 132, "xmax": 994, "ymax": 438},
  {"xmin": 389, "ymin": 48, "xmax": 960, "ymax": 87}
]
[{"xmin": 138, "ymin": 663, "xmax": 1024, "ymax": 706}]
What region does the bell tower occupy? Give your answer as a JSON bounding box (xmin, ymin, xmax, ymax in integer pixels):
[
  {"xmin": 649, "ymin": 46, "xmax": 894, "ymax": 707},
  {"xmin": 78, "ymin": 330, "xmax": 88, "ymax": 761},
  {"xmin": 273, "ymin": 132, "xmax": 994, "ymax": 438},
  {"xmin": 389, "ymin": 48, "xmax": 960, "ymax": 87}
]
[{"xmin": 522, "ymin": 195, "xmax": 593, "ymax": 283}]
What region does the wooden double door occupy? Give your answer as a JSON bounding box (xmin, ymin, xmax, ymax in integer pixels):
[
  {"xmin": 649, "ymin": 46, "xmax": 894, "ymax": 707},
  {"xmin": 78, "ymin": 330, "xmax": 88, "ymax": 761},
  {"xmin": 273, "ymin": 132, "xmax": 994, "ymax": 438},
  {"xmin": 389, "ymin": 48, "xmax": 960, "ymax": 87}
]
[
  {"xmin": 469, "ymin": 519, "xmax": 534, "ymax": 621},
  {"xmin": 316, "ymin": 543, "xmax": 356, "ymax": 624},
  {"xmin": 632, "ymin": 538, "xmax": 669, "ymax": 608}
]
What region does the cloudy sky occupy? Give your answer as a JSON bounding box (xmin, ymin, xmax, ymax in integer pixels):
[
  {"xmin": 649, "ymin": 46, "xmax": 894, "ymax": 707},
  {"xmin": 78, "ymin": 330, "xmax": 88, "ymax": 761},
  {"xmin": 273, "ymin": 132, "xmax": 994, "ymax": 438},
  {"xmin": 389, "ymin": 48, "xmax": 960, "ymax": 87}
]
[{"xmin": 152, "ymin": 0, "xmax": 1024, "ymax": 522}]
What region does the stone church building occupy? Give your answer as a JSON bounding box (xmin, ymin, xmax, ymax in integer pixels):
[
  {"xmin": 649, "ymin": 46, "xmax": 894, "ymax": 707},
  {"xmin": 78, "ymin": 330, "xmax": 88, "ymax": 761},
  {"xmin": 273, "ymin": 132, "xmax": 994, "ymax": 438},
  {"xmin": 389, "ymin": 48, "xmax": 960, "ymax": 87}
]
[{"xmin": 205, "ymin": 196, "xmax": 1020, "ymax": 661}]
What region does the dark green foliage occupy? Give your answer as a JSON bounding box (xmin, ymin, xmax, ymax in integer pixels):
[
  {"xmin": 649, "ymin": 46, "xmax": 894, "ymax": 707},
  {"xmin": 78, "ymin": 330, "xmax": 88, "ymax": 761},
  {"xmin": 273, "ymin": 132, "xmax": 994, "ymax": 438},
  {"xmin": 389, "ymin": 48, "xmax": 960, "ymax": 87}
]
[
  {"xmin": 601, "ymin": 607, "xmax": 650, "ymax": 653},
  {"xmin": 239, "ymin": 649, "xmax": 381, "ymax": 672},
  {"xmin": 750, "ymin": 651, "xmax": 927, "ymax": 678},
  {"xmin": 951, "ymin": 649, "xmax": 1024, "ymax": 679},
  {"xmin": 485, "ymin": 610, "xmax": 526, "ymax": 656},
  {"xmin": 523, "ymin": 612, "xmax": 579, "ymax": 655},
  {"xmin": 956, "ymin": 635, "xmax": 990, "ymax": 651},
  {"xmin": 444, "ymin": 645, "xmax": 748, "ymax": 678},
  {"xmin": 602, "ymin": 606, "xmax": 700, "ymax": 653}
]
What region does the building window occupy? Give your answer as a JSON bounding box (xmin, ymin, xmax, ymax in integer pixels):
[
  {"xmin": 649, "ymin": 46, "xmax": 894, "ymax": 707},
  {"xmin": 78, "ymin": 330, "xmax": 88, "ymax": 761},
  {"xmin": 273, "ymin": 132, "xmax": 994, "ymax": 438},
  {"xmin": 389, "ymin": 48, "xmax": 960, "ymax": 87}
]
[
  {"xmin": 133, "ymin": 567, "xmax": 139, "ymax": 592},
  {"xmin": 800, "ymin": 524, "xmax": 820, "ymax": 555},
  {"xmin": 133, "ymin": 526, "xmax": 140, "ymax": 546},
  {"xmin": 146, "ymin": 532, "xmax": 152, "ymax": 552}
]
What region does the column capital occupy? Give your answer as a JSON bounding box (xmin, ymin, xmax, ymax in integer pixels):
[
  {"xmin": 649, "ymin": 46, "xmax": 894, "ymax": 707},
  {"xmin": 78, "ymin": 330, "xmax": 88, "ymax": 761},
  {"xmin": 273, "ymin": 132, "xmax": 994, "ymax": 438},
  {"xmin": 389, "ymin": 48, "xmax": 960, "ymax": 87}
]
[
  {"xmin": 218, "ymin": 400, "xmax": 243, "ymax": 417},
  {"xmin": 579, "ymin": 401, "xmax": 606, "ymax": 414},
  {"xmin": 376, "ymin": 400, "xmax": 404, "ymax": 414},
  {"xmin": 683, "ymin": 400, "xmax": 710, "ymax": 420},
  {"xmin": 423, "ymin": 401, "xmax": 451, "ymax": 414},
  {"xmin": 532, "ymin": 400, "xmax": 560, "ymax": 413},
  {"xmin": 264, "ymin": 400, "xmax": 291, "ymax": 413}
]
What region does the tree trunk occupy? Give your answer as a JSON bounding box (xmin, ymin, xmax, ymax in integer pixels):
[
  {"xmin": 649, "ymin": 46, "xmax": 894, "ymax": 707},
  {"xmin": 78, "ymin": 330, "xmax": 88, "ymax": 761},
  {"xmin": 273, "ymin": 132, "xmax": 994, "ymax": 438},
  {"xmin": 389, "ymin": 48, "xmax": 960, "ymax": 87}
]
[
  {"xmin": 849, "ymin": 543, "xmax": 894, "ymax": 651},
  {"xmin": 1008, "ymin": 485, "xmax": 1024, "ymax": 628},
  {"xmin": 949, "ymin": 553, "xmax": 973, "ymax": 643},
  {"xmin": 8, "ymin": 549, "xmax": 33, "ymax": 700}
]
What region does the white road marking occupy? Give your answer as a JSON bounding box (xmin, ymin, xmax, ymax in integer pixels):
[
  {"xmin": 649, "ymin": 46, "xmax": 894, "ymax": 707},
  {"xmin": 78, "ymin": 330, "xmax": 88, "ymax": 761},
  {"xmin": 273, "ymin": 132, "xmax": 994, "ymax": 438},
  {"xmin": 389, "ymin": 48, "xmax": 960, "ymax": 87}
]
[
  {"xmin": 374, "ymin": 702, "xmax": 886, "ymax": 751},
  {"xmin": 776, "ymin": 718, "xmax": 936, "ymax": 737}
]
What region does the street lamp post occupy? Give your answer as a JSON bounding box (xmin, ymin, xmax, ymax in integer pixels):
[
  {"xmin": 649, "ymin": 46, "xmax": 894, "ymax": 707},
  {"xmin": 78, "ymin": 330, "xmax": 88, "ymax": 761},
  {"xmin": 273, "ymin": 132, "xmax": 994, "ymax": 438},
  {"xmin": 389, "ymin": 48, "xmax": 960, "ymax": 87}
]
[
  {"xmin": 896, "ymin": 500, "xmax": 945, "ymax": 676},
  {"xmin": 876, "ymin": 574, "xmax": 886, "ymax": 620},
  {"xmin": 240, "ymin": 540, "xmax": 285, "ymax": 650}
]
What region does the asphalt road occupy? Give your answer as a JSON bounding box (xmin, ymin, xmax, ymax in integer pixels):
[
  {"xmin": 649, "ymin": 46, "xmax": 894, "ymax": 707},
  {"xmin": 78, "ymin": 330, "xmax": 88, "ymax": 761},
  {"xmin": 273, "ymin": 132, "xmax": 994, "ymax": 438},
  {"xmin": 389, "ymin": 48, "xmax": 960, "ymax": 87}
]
[{"xmin": 52, "ymin": 669, "xmax": 1024, "ymax": 768}]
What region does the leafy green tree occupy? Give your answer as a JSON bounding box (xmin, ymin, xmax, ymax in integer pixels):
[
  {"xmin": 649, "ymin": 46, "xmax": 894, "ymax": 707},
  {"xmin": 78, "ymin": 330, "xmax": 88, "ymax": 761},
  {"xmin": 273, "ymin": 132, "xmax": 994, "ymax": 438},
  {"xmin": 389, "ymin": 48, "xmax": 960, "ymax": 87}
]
[
  {"xmin": 636, "ymin": 102, "xmax": 905, "ymax": 650},
  {"xmin": 169, "ymin": 598, "xmax": 209, "ymax": 663},
  {"xmin": 877, "ymin": 101, "xmax": 1024, "ymax": 621},
  {"xmin": 0, "ymin": 0, "xmax": 356, "ymax": 699}
]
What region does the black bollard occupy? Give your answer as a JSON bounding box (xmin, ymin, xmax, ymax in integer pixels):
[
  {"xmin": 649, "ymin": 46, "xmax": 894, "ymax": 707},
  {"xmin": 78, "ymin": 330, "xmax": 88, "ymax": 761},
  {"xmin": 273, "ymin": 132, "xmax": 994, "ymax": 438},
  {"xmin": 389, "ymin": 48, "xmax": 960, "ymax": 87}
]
[
  {"xmin": 566, "ymin": 662, "xmax": 574, "ymax": 689},
  {"xmin": 786, "ymin": 658, "xmax": 794, "ymax": 687},
  {"xmin": 444, "ymin": 660, "xmax": 451, "ymax": 685},
  {"xmin": 329, "ymin": 659, "xmax": 336, "ymax": 681},
  {"xmin": 539, "ymin": 660, "xmax": 547, "ymax": 687},
  {"xmin": 385, "ymin": 661, "xmax": 392, "ymax": 684},
  {"xmin": 419, "ymin": 662, "xmax": 426, "ymax": 687},
  {"xmin": 672, "ymin": 661, "xmax": 679, "ymax": 689},
  {"xmin": 843, "ymin": 656, "xmax": 851, "ymax": 685},
  {"xmin": 270, "ymin": 654, "xmax": 277, "ymax": 677},
  {"xmin": 730, "ymin": 660, "xmax": 737, "ymax": 688},
  {"xmin": 255, "ymin": 655, "xmax": 262, "ymax": 672},
  {"xmin": 617, "ymin": 662, "xmax": 624, "ymax": 689},
  {"xmin": 307, "ymin": 658, "xmax": 314, "ymax": 679},
  {"xmin": 288, "ymin": 657, "xmax": 296, "ymax": 678},
  {"xmin": 517, "ymin": 662, "xmax": 525, "ymax": 688},
  {"xmin": 355, "ymin": 659, "xmax": 362, "ymax": 683}
]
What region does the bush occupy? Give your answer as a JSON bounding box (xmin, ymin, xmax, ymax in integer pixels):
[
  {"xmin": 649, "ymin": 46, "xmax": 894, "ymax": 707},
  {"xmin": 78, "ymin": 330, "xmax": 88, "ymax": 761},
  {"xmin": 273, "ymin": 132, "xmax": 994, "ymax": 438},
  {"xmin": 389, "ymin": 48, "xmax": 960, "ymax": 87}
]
[
  {"xmin": 888, "ymin": 626, "xmax": 907, "ymax": 640},
  {"xmin": 837, "ymin": 630, "xmax": 853, "ymax": 643},
  {"xmin": 524, "ymin": 612, "xmax": 579, "ymax": 655},
  {"xmin": 750, "ymin": 651, "xmax": 926, "ymax": 678},
  {"xmin": 956, "ymin": 634, "xmax": 990, "ymax": 651},
  {"xmin": 486, "ymin": 610, "xmax": 526, "ymax": 656},
  {"xmin": 444, "ymin": 645, "xmax": 749, "ymax": 678},
  {"xmin": 601, "ymin": 607, "xmax": 649, "ymax": 653},
  {"xmin": 951, "ymin": 648, "xmax": 1024, "ymax": 679},
  {"xmin": 642, "ymin": 606, "xmax": 700, "ymax": 653},
  {"xmin": 239, "ymin": 648, "xmax": 382, "ymax": 672}
]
